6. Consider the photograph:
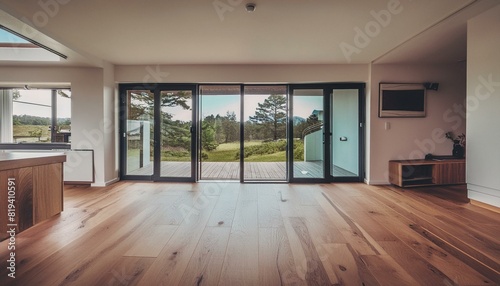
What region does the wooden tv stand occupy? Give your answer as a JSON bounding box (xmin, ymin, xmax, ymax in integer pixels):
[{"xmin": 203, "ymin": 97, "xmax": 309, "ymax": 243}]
[{"xmin": 389, "ymin": 159, "xmax": 465, "ymax": 187}]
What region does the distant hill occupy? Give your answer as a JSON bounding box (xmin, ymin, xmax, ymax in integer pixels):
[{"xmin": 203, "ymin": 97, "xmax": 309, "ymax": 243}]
[
  {"xmin": 13, "ymin": 115, "xmax": 71, "ymax": 125},
  {"xmin": 293, "ymin": 116, "xmax": 306, "ymax": 125}
]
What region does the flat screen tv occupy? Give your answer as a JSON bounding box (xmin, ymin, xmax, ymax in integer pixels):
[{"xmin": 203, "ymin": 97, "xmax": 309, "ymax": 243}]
[{"xmin": 379, "ymin": 83, "xmax": 426, "ymax": 118}]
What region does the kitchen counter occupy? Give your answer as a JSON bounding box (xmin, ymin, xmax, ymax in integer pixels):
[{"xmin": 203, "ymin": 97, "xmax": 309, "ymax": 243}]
[{"xmin": 0, "ymin": 152, "xmax": 66, "ymax": 241}]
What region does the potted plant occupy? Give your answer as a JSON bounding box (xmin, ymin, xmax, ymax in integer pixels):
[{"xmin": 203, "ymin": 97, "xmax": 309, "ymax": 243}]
[{"xmin": 445, "ymin": 132, "xmax": 465, "ymax": 158}]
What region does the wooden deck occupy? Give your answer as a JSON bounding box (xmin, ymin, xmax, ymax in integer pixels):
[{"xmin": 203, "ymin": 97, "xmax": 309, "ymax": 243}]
[
  {"xmin": 127, "ymin": 161, "xmax": 335, "ymax": 180},
  {"xmin": 1, "ymin": 183, "xmax": 498, "ymax": 285}
]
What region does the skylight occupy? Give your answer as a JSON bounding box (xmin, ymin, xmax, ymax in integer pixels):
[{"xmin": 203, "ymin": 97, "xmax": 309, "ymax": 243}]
[
  {"xmin": 0, "ymin": 28, "xmax": 29, "ymax": 43},
  {"xmin": 0, "ymin": 27, "xmax": 65, "ymax": 62}
]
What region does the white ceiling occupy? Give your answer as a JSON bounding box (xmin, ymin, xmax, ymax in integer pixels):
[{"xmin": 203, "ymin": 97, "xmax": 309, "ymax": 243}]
[{"xmin": 0, "ymin": 0, "xmax": 498, "ymax": 67}]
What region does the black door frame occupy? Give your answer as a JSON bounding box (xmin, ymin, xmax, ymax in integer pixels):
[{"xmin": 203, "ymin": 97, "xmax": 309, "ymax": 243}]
[
  {"xmin": 120, "ymin": 82, "xmax": 364, "ymax": 183},
  {"xmin": 119, "ymin": 83, "xmax": 198, "ymax": 182},
  {"xmin": 289, "ymin": 83, "xmax": 365, "ymax": 183}
]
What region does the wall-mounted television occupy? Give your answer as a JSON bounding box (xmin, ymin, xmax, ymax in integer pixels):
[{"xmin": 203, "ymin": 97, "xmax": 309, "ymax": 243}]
[{"xmin": 379, "ymin": 83, "xmax": 426, "ymax": 118}]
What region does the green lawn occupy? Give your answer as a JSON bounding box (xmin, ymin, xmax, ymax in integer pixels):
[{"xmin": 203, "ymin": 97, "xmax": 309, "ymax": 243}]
[
  {"xmin": 204, "ymin": 141, "xmax": 286, "ymax": 162},
  {"xmin": 131, "ymin": 140, "xmax": 290, "ymax": 162}
]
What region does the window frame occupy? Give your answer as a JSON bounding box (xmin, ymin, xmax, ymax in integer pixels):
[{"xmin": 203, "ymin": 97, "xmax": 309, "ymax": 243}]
[{"xmin": 0, "ymin": 87, "xmax": 71, "ymax": 147}]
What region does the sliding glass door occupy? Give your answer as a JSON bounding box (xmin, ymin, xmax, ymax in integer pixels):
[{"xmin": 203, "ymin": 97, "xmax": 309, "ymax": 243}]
[
  {"xmin": 156, "ymin": 87, "xmax": 196, "ymax": 180},
  {"xmin": 198, "ymin": 85, "xmax": 241, "ymax": 180},
  {"xmin": 120, "ymin": 84, "xmax": 196, "ymax": 181},
  {"xmin": 121, "ymin": 83, "xmax": 364, "ymax": 183},
  {"xmin": 290, "ymin": 84, "xmax": 364, "ymax": 182},
  {"xmin": 122, "ymin": 89, "xmax": 155, "ymax": 177},
  {"xmin": 243, "ymin": 85, "xmax": 288, "ymax": 181},
  {"xmin": 290, "ymin": 88, "xmax": 326, "ymax": 180},
  {"xmin": 330, "ymin": 89, "xmax": 360, "ymax": 179}
]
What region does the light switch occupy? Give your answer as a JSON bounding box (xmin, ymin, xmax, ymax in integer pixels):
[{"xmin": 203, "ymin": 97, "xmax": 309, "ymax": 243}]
[{"xmin": 385, "ymin": 122, "xmax": 391, "ymax": 130}]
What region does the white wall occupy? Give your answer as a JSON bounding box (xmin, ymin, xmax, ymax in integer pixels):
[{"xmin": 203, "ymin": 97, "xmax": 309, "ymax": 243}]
[
  {"xmin": 304, "ymin": 130, "xmax": 323, "ymax": 161},
  {"xmin": 0, "ymin": 66, "xmax": 117, "ymax": 186},
  {"xmin": 103, "ymin": 61, "xmax": 118, "ymax": 185},
  {"xmin": 368, "ymin": 63, "xmax": 467, "ymax": 184},
  {"xmin": 115, "ymin": 64, "xmax": 369, "ymax": 83},
  {"xmin": 0, "ymin": 90, "xmax": 13, "ymax": 142},
  {"xmin": 467, "ymin": 6, "xmax": 500, "ymax": 208}
]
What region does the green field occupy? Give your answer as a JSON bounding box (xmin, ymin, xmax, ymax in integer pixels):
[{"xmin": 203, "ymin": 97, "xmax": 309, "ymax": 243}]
[
  {"xmin": 203, "ymin": 141, "xmax": 286, "ymax": 162},
  {"xmin": 131, "ymin": 140, "xmax": 300, "ymax": 163},
  {"xmin": 13, "ymin": 125, "xmax": 51, "ymax": 142}
]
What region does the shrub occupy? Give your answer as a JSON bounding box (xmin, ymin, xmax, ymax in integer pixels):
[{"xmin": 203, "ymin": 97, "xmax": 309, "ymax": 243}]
[
  {"xmin": 236, "ymin": 140, "xmax": 287, "ymax": 159},
  {"xmin": 293, "ymin": 140, "xmax": 304, "ymax": 160}
]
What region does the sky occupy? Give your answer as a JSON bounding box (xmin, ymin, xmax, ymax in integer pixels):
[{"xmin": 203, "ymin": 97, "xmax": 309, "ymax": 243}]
[
  {"xmin": 198, "ymin": 94, "xmax": 323, "ymax": 122},
  {"xmin": 159, "ymin": 93, "xmax": 322, "ymax": 122},
  {"xmin": 13, "ymin": 90, "xmax": 72, "ymax": 118},
  {"xmin": 12, "ymin": 89, "xmax": 322, "ymax": 123},
  {"xmin": 0, "ymin": 29, "xmax": 28, "ymax": 43}
]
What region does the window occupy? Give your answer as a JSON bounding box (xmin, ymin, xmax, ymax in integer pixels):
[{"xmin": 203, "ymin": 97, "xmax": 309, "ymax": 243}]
[
  {"xmin": 0, "ymin": 26, "xmax": 65, "ymax": 62},
  {"xmin": 0, "ymin": 88, "xmax": 71, "ymax": 143}
]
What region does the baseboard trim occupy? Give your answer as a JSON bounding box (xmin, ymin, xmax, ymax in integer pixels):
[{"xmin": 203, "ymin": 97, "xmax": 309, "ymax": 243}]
[
  {"xmin": 91, "ymin": 177, "xmax": 120, "ymax": 187},
  {"xmin": 366, "ymin": 180, "xmax": 390, "ymax": 185},
  {"xmin": 470, "ymin": 199, "xmax": 500, "ymax": 214}
]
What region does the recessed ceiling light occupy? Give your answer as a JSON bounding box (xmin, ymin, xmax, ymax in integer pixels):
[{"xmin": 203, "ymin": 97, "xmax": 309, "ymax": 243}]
[{"xmin": 246, "ymin": 3, "xmax": 256, "ymax": 12}]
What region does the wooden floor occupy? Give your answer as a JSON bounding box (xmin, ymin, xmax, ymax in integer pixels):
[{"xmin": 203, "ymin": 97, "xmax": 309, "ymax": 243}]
[
  {"xmin": 1, "ymin": 182, "xmax": 499, "ymax": 285},
  {"xmin": 128, "ymin": 161, "xmax": 352, "ymax": 180}
]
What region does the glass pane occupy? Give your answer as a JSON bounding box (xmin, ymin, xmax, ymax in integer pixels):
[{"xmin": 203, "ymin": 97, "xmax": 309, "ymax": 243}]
[
  {"xmin": 244, "ymin": 86, "xmax": 287, "ymax": 181},
  {"xmin": 160, "ymin": 90, "xmax": 193, "ymax": 178},
  {"xmin": 199, "ymin": 85, "xmax": 240, "ymax": 180},
  {"xmin": 292, "ymin": 89, "xmax": 324, "ymax": 179},
  {"xmin": 126, "ymin": 90, "xmax": 154, "ymax": 176},
  {"xmin": 12, "ymin": 89, "xmax": 52, "ymax": 143},
  {"xmin": 331, "ymin": 89, "xmax": 359, "ymax": 177},
  {"xmin": 56, "ymin": 90, "xmax": 71, "ymax": 143}
]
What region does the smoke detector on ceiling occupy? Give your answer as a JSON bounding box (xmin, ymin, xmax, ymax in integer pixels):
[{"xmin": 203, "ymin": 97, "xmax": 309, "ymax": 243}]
[{"xmin": 246, "ymin": 3, "xmax": 256, "ymax": 12}]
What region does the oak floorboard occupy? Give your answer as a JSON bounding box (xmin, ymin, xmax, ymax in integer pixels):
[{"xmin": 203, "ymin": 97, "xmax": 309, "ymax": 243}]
[
  {"xmin": 218, "ymin": 199, "xmax": 259, "ymax": 286},
  {"xmin": 323, "ymin": 243, "xmax": 366, "ymax": 286},
  {"xmin": 282, "ymin": 216, "xmax": 309, "ymax": 282},
  {"xmin": 365, "ymin": 185, "xmax": 500, "ymax": 282},
  {"xmin": 259, "ymin": 227, "xmax": 299, "ymax": 286},
  {"xmin": 361, "ymin": 254, "xmax": 422, "ymax": 285},
  {"xmin": 178, "ymin": 226, "xmax": 231, "ymax": 286},
  {"xmin": 95, "ymin": 257, "xmax": 156, "ymax": 286},
  {"xmin": 11, "ymin": 203, "xmax": 157, "ymax": 286},
  {"xmin": 316, "ymin": 193, "xmax": 380, "ymax": 255},
  {"xmin": 287, "ymin": 217, "xmax": 331, "ymax": 285},
  {"xmin": 1, "ymin": 182, "xmax": 498, "ymax": 286},
  {"xmin": 386, "ymin": 185, "xmax": 500, "ymax": 238},
  {"xmin": 124, "ymin": 225, "xmax": 178, "ymax": 257},
  {"xmin": 137, "ymin": 196, "xmax": 217, "ymax": 285},
  {"xmin": 377, "ymin": 241, "xmax": 458, "ymax": 286},
  {"xmin": 258, "ymin": 186, "xmax": 284, "ymax": 228},
  {"xmin": 354, "ymin": 192, "xmax": 496, "ymax": 285}
]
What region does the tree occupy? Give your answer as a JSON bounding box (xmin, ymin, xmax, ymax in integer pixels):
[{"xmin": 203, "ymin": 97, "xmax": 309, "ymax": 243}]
[
  {"xmin": 128, "ymin": 90, "xmax": 193, "ymax": 152},
  {"xmin": 128, "ymin": 90, "xmax": 191, "ymax": 120},
  {"xmin": 249, "ymin": 94, "xmax": 286, "ymax": 140},
  {"xmin": 221, "ymin": 111, "xmax": 239, "ymax": 143},
  {"xmin": 201, "ymin": 120, "xmax": 218, "ymax": 151}
]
